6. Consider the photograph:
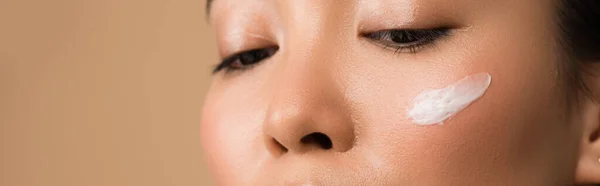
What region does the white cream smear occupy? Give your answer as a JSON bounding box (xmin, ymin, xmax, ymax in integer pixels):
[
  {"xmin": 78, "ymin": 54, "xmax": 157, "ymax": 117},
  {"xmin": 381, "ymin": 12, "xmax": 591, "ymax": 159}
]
[{"xmin": 407, "ymin": 73, "xmax": 492, "ymax": 125}]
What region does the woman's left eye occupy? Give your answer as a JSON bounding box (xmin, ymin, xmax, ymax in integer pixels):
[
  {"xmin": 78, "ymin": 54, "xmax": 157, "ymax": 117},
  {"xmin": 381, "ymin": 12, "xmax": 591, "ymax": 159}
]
[{"xmin": 362, "ymin": 28, "xmax": 451, "ymax": 53}]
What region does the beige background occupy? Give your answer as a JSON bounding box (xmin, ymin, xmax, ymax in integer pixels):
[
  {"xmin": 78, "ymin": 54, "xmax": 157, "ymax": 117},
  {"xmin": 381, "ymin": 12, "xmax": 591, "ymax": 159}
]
[{"xmin": 1, "ymin": 0, "xmax": 216, "ymax": 185}]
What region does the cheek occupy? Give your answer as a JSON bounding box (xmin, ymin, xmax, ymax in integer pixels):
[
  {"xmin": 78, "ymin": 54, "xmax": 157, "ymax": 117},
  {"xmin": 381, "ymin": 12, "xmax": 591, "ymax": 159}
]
[
  {"xmin": 354, "ymin": 70, "xmax": 569, "ymax": 184},
  {"xmin": 200, "ymin": 85, "xmax": 269, "ymax": 184},
  {"xmin": 343, "ymin": 27, "xmax": 573, "ymax": 183}
]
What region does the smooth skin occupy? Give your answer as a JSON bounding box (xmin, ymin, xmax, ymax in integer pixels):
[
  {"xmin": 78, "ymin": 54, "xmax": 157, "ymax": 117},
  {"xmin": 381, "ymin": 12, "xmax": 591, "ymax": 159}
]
[{"xmin": 202, "ymin": 0, "xmax": 600, "ymax": 185}]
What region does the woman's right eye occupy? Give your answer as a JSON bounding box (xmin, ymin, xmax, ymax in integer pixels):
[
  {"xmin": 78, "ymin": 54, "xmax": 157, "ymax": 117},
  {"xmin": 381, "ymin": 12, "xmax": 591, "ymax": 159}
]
[{"xmin": 213, "ymin": 46, "xmax": 279, "ymax": 73}]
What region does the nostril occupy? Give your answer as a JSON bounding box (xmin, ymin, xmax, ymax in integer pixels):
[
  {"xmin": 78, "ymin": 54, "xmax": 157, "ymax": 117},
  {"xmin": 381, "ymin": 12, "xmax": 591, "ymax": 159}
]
[
  {"xmin": 274, "ymin": 139, "xmax": 288, "ymax": 153},
  {"xmin": 300, "ymin": 132, "xmax": 333, "ymax": 150},
  {"xmin": 270, "ymin": 138, "xmax": 288, "ymax": 154}
]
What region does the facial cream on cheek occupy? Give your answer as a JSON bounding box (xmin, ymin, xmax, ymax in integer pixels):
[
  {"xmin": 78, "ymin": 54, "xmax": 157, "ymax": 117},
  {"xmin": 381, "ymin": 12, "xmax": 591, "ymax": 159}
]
[{"xmin": 407, "ymin": 73, "xmax": 492, "ymax": 125}]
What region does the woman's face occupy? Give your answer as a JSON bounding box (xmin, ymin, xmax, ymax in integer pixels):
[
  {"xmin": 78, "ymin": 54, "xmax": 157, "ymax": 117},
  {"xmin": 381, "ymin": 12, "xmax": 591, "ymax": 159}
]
[{"xmin": 201, "ymin": 0, "xmax": 588, "ymax": 185}]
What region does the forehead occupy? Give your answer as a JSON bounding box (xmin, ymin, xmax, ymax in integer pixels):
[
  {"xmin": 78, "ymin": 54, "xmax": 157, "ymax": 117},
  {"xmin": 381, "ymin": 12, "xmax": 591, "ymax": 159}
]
[
  {"xmin": 207, "ymin": 0, "xmax": 558, "ymax": 30},
  {"xmin": 205, "ymin": 0, "xmax": 517, "ymax": 10},
  {"xmin": 205, "ymin": 0, "xmax": 547, "ymax": 17}
]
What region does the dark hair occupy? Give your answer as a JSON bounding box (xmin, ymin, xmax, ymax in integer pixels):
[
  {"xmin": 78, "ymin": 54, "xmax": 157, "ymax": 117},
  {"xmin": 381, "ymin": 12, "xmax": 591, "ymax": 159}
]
[
  {"xmin": 560, "ymin": 0, "xmax": 600, "ymax": 61},
  {"xmin": 558, "ymin": 0, "xmax": 600, "ymax": 97},
  {"xmin": 561, "ymin": 2, "xmax": 600, "ymax": 184},
  {"xmin": 206, "ymin": 0, "xmax": 213, "ymax": 15}
]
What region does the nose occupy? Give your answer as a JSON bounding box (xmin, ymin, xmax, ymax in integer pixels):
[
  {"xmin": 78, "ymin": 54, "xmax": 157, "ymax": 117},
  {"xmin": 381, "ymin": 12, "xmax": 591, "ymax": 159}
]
[
  {"xmin": 262, "ymin": 57, "xmax": 356, "ymax": 158},
  {"xmin": 264, "ymin": 103, "xmax": 355, "ymax": 157}
]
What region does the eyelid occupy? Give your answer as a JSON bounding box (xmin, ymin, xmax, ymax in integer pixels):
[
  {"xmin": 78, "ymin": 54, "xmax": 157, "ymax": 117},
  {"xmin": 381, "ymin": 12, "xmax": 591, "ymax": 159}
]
[
  {"xmin": 241, "ymin": 32, "xmax": 277, "ymax": 46},
  {"xmin": 219, "ymin": 30, "xmax": 277, "ymax": 58},
  {"xmin": 357, "ymin": 17, "xmax": 465, "ymax": 36}
]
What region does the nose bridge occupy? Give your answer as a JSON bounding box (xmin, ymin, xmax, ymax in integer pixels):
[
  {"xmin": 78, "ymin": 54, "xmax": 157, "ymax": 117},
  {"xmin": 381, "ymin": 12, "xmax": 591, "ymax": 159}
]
[
  {"xmin": 265, "ymin": 43, "xmax": 337, "ymax": 130},
  {"xmin": 270, "ymin": 12, "xmax": 340, "ymax": 114},
  {"xmin": 272, "ymin": 45, "xmax": 334, "ymax": 109},
  {"xmin": 262, "ymin": 32, "xmax": 355, "ymax": 156}
]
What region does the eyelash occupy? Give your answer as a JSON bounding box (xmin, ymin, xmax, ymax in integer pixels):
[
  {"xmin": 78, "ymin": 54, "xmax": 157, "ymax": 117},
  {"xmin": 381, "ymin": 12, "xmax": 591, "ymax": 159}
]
[
  {"xmin": 212, "ymin": 46, "xmax": 279, "ymax": 74},
  {"xmin": 361, "ymin": 28, "xmax": 451, "ymax": 54},
  {"xmin": 213, "ymin": 28, "xmax": 451, "ymax": 74}
]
